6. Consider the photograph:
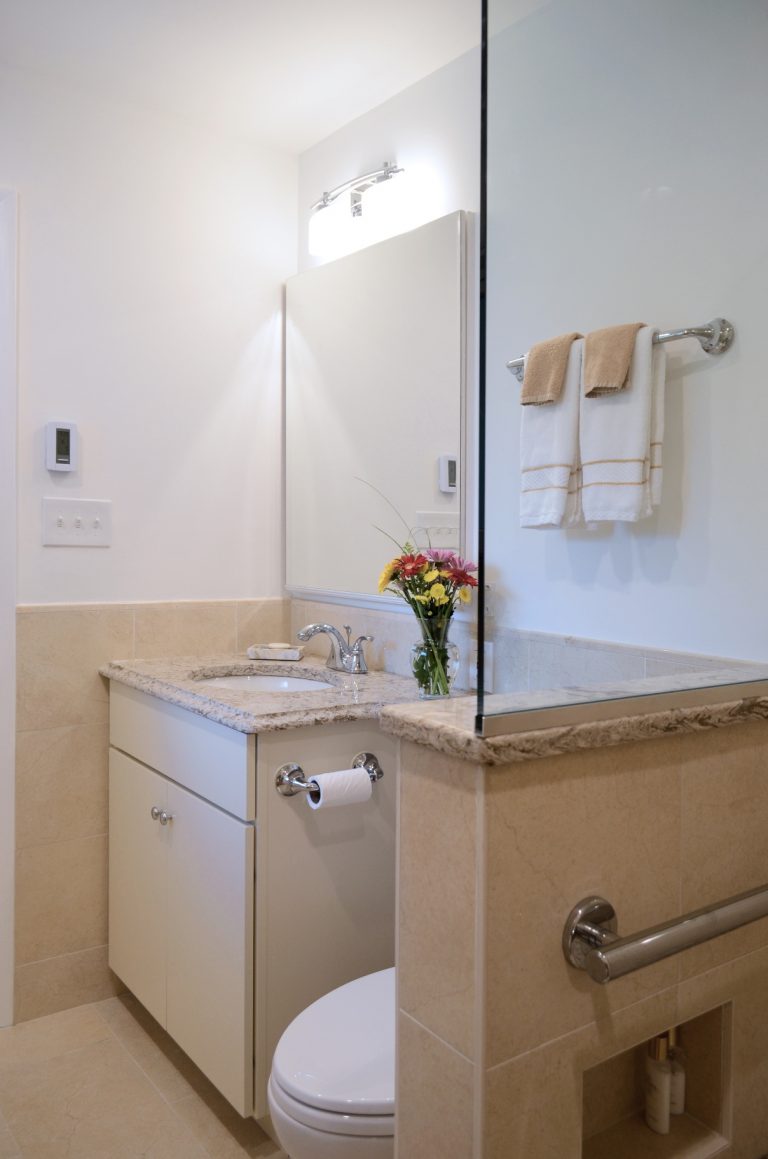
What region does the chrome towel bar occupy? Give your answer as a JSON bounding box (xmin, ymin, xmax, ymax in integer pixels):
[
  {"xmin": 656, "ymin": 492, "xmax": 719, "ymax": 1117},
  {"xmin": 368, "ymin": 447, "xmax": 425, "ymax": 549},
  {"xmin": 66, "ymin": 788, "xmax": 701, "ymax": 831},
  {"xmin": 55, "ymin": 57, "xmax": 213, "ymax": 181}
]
[
  {"xmin": 563, "ymin": 882, "xmax": 768, "ymax": 984},
  {"xmin": 506, "ymin": 317, "xmax": 735, "ymax": 382}
]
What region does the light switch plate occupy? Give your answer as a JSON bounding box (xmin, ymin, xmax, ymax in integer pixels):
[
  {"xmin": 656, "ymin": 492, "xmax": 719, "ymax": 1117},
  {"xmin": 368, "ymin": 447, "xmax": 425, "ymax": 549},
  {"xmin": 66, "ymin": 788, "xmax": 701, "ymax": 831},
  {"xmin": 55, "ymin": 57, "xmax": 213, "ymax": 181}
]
[
  {"xmin": 42, "ymin": 498, "xmax": 112, "ymax": 546},
  {"xmin": 414, "ymin": 510, "xmax": 460, "ymax": 550}
]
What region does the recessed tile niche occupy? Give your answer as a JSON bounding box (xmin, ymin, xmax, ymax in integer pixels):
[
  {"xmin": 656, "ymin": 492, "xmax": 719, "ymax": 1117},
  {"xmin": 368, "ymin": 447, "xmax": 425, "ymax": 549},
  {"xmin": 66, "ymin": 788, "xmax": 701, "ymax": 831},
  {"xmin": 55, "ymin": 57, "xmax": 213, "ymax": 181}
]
[{"xmin": 582, "ymin": 1006, "xmax": 731, "ymax": 1159}]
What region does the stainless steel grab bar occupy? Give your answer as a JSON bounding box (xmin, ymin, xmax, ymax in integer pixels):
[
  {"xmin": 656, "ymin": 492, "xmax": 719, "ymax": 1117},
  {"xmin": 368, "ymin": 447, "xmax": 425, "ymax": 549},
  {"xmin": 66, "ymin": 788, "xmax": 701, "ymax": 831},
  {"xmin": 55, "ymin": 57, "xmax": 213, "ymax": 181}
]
[{"xmin": 563, "ymin": 884, "xmax": 768, "ymax": 984}]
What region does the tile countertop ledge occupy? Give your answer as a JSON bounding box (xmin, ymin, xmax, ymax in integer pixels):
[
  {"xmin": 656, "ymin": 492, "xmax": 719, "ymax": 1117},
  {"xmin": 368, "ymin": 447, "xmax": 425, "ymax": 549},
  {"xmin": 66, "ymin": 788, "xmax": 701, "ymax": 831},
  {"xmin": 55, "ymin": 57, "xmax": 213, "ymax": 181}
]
[
  {"xmin": 100, "ymin": 655, "xmax": 419, "ymax": 733},
  {"xmin": 379, "ymin": 669, "xmax": 768, "ymax": 765}
]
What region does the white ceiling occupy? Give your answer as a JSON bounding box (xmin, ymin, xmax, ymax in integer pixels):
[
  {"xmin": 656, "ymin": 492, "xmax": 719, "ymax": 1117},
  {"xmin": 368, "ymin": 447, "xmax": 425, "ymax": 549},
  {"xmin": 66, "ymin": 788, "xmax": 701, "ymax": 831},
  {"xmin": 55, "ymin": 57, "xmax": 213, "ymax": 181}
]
[{"xmin": 0, "ymin": 0, "xmax": 482, "ymax": 153}]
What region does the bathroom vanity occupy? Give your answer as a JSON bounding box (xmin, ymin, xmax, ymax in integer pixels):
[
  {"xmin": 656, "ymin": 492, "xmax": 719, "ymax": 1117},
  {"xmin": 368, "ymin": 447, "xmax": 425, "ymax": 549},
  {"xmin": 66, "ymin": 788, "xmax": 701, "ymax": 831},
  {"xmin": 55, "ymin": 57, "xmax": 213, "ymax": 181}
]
[{"xmin": 103, "ymin": 657, "xmax": 414, "ymax": 1119}]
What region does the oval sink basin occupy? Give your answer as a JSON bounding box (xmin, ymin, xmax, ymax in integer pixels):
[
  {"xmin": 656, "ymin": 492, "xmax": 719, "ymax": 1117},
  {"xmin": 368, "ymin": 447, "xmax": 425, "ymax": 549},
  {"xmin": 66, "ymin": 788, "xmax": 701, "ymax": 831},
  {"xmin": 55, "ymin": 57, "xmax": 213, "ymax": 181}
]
[{"xmin": 199, "ymin": 674, "xmax": 333, "ymax": 693}]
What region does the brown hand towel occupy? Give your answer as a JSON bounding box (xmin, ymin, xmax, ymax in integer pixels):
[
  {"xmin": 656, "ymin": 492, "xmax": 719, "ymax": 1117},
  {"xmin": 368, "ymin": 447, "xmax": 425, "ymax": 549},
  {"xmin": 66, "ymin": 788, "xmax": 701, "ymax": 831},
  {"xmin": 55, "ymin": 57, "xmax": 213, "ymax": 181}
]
[
  {"xmin": 521, "ymin": 331, "xmax": 583, "ymax": 405},
  {"xmin": 583, "ymin": 322, "xmax": 645, "ymax": 396}
]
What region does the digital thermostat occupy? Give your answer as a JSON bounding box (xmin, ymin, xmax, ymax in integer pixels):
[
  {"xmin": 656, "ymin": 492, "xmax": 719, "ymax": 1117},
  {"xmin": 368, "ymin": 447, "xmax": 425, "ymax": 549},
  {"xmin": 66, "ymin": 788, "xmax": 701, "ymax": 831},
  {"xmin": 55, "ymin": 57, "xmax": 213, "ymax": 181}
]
[
  {"xmin": 45, "ymin": 422, "xmax": 78, "ymax": 472},
  {"xmin": 438, "ymin": 454, "xmax": 457, "ymax": 494}
]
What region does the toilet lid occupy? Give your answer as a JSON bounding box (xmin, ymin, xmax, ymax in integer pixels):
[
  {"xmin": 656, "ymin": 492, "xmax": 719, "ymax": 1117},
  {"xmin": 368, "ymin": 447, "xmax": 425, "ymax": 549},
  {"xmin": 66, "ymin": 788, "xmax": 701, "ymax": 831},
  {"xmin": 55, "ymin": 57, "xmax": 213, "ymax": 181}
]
[{"xmin": 271, "ymin": 967, "xmax": 395, "ymax": 1117}]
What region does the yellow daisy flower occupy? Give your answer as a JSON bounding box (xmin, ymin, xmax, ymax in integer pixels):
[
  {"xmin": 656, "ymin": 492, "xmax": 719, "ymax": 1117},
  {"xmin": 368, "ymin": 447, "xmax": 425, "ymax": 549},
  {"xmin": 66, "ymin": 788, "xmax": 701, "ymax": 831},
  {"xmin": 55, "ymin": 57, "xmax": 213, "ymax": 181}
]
[
  {"xmin": 429, "ymin": 583, "xmax": 449, "ymax": 605},
  {"xmin": 377, "ymin": 559, "xmax": 399, "ymax": 592}
]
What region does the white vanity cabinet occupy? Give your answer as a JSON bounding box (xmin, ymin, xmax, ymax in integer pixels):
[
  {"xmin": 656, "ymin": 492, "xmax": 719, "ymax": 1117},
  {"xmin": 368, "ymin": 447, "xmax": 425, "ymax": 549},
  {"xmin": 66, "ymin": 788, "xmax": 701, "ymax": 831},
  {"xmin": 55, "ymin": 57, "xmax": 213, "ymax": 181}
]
[
  {"xmin": 107, "ymin": 680, "xmax": 397, "ymax": 1121},
  {"xmin": 108, "ymin": 684, "xmax": 255, "ymax": 1115}
]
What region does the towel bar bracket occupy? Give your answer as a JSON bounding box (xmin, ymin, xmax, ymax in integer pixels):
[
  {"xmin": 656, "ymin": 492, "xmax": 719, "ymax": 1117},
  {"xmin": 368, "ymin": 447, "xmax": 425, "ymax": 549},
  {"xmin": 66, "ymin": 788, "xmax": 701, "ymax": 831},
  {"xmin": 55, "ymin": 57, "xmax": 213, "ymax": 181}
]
[{"xmin": 655, "ymin": 317, "xmax": 734, "ymax": 356}]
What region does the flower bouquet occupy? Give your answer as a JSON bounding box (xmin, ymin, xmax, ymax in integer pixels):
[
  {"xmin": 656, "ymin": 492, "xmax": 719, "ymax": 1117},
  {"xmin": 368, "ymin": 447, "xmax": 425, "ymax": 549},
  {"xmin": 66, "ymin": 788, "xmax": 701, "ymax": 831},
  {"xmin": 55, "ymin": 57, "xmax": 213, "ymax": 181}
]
[{"xmin": 378, "ymin": 548, "xmax": 478, "ymax": 698}]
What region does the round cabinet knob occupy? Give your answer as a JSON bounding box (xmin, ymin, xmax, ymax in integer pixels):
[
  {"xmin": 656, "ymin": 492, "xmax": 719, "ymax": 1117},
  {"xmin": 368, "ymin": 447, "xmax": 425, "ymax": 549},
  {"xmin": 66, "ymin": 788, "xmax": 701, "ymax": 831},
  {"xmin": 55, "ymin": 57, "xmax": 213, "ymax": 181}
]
[
  {"xmin": 150, "ymin": 806, "xmax": 161, "ymax": 821},
  {"xmin": 158, "ymin": 811, "xmax": 173, "ymax": 826}
]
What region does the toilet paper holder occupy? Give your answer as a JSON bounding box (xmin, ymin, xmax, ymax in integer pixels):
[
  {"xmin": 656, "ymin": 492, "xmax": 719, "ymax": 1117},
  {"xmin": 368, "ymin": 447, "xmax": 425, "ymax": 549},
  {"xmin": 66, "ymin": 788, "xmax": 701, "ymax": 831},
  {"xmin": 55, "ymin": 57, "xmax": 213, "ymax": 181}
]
[{"xmin": 275, "ymin": 752, "xmax": 383, "ymax": 797}]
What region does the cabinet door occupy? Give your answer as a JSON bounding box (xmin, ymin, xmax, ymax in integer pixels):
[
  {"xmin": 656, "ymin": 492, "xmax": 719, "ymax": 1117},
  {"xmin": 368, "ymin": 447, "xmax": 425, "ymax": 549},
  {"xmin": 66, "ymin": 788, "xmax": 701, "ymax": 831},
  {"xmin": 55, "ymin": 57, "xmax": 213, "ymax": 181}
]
[
  {"xmin": 108, "ymin": 748, "xmax": 167, "ymax": 1025},
  {"xmin": 165, "ymin": 781, "xmax": 254, "ymax": 1116}
]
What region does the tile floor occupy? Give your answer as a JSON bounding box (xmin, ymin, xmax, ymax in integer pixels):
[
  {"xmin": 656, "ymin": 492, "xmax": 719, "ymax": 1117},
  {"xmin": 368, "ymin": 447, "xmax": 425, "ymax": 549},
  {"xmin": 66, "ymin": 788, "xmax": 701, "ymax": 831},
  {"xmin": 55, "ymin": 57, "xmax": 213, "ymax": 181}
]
[{"xmin": 0, "ymin": 993, "xmax": 286, "ymax": 1158}]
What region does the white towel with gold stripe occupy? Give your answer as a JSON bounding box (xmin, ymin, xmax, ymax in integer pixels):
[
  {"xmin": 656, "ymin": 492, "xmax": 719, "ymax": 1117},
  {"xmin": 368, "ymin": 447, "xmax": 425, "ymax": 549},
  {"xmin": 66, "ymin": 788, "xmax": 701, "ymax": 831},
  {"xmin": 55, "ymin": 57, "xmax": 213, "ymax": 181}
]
[
  {"xmin": 520, "ymin": 338, "xmax": 583, "ymax": 528},
  {"xmin": 580, "ymin": 327, "xmax": 666, "ymax": 522}
]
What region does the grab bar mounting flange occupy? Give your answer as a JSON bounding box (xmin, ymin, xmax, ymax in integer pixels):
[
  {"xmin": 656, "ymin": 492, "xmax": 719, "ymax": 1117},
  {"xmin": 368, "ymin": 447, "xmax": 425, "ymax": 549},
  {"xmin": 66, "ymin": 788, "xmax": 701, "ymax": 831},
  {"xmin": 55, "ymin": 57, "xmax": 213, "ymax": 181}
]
[{"xmin": 562, "ymin": 896, "xmax": 618, "ymax": 971}]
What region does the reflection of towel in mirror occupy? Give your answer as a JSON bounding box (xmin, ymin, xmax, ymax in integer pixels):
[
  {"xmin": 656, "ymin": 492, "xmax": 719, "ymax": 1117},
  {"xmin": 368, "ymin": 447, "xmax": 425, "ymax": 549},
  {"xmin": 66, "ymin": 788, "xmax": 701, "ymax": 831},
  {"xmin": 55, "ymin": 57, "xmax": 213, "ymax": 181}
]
[
  {"xmin": 580, "ymin": 327, "xmax": 666, "ymax": 522},
  {"xmin": 520, "ymin": 339, "xmax": 583, "ymax": 528}
]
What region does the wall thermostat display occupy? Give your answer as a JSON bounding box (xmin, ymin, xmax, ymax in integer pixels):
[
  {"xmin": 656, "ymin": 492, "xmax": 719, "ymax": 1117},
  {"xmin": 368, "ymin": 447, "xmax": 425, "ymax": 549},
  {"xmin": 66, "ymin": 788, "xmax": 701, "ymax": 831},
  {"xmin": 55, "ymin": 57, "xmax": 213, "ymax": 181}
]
[
  {"xmin": 438, "ymin": 453, "xmax": 457, "ymax": 494},
  {"xmin": 45, "ymin": 422, "xmax": 78, "ymax": 472}
]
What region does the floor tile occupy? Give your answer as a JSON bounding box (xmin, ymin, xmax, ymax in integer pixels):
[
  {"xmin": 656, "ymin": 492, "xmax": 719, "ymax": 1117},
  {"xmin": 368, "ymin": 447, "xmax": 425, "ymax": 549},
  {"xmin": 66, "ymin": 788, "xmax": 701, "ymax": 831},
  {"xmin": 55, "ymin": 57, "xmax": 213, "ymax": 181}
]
[
  {"xmin": 172, "ymin": 1090, "xmax": 283, "ymax": 1158},
  {"xmin": 0, "ymin": 1004, "xmax": 110, "ymax": 1070},
  {"xmin": 0, "ymin": 1036, "xmax": 208, "ymax": 1159},
  {"xmin": 0, "ymin": 1109, "xmax": 21, "ymax": 1159},
  {"xmin": 97, "ymin": 992, "xmax": 206, "ymax": 1103},
  {"xmin": 0, "ymin": 998, "xmax": 286, "ymax": 1158},
  {"xmin": 98, "ymin": 993, "xmax": 283, "ymax": 1156}
]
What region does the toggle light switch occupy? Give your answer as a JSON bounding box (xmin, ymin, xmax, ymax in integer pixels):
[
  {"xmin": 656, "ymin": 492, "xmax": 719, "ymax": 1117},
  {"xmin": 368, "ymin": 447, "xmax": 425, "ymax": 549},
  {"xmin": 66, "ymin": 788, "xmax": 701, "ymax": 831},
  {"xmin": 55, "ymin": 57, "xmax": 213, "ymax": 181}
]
[{"xmin": 42, "ymin": 498, "xmax": 112, "ymax": 546}]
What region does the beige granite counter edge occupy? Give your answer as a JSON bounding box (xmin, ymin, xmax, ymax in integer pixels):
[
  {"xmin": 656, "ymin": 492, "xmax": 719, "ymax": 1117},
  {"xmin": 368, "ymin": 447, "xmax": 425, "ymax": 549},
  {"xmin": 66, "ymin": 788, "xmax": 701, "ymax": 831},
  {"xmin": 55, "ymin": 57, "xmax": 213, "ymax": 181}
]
[
  {"xmin": 101, "ymin": 660, "xmax": 417, "ymax": 734},
  {"xmin": 379, "ymin": 695, "xmax": 768, "ymax": 765}
]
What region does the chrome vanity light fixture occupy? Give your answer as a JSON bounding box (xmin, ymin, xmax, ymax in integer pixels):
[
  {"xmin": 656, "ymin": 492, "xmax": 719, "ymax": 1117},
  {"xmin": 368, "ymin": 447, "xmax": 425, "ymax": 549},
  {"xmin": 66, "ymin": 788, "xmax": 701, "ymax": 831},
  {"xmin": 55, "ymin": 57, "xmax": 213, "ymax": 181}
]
[
  {"xmin": 310, "ymin": 160, "xmax": 404, "ymax": 217},
  {"xmin": 308, "ymin": 161, "xmax": 405, "ymax": 258}
]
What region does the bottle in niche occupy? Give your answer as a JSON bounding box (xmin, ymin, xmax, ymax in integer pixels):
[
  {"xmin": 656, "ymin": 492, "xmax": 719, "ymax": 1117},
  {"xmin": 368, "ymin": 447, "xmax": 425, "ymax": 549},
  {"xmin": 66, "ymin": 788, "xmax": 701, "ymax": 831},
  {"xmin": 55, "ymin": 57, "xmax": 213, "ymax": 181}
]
[
  {"xmin": 644, "ymin": 1034, "xmax": 671, "ymax": 1135},
  {"xmin": 668, "ymin": 1026, "xmax": 687, "ymax": 1115}
]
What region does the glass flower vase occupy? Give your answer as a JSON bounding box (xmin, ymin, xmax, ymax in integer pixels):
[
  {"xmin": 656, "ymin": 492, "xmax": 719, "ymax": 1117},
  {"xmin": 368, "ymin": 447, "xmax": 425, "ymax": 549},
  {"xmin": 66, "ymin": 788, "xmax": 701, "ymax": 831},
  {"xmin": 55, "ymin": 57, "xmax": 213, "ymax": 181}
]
[{"xmin": 410, "ymin": 615, "xmax": 460, "ymax": 699}]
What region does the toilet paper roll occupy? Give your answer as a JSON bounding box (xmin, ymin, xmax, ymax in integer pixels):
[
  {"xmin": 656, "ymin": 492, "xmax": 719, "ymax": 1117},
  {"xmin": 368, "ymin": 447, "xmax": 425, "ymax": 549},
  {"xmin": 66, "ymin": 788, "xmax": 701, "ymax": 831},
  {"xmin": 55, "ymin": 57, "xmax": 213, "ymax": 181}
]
[{"xmin": 307, "ymin": 768, "xmax": 373, "ymax": 810}]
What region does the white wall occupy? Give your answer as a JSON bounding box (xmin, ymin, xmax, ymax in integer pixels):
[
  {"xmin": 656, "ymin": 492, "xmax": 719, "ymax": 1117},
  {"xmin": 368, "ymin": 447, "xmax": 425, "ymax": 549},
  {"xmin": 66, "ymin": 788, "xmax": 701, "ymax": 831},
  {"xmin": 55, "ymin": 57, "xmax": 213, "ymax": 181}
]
[
  {"xmin": 0, "ymin": 69, "xmax": 297, "ymax": 605},
  {"xmin": 0, "ymin": 191, "xmax": 17, "ymax": 1025},
  {"xmin": 485, "ymin": 0, "xmax": 768, "ymax": 661},
  {"xmin": 297, "ymin": 49, "xmax": 480, "ymax": 270}
]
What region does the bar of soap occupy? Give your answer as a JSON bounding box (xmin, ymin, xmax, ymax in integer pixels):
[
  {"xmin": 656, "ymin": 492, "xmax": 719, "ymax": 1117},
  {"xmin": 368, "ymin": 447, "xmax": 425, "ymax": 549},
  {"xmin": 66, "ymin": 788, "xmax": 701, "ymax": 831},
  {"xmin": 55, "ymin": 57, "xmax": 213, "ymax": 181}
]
[{"xmin": 246, "ymin": 644, "xmax": 304, "ymax": 661}]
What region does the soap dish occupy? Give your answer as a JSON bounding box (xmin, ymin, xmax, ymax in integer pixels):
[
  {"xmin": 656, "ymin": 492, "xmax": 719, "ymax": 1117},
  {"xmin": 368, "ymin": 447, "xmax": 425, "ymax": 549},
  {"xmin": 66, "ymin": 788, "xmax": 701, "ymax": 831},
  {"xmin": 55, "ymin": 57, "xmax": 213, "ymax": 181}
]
[{"xmin": 246, "ymin": 643, "xmax": 304, "ymax": 661}]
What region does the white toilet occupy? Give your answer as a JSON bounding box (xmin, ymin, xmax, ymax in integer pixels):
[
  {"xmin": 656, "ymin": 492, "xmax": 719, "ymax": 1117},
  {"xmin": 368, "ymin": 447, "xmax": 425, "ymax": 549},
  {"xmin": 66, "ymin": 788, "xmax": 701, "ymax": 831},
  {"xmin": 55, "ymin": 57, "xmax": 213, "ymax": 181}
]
[{"xmin": 268, "ymin": 967, "xmax": 395, "ymax": 1159}]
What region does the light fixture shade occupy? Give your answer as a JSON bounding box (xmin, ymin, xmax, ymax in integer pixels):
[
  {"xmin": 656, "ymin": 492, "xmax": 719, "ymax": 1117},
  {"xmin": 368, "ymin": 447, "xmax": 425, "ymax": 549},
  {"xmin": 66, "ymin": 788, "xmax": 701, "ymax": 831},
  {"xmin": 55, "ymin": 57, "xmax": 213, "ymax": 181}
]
[
  {"xmin": 362, "ymin": 170, "xmax": 414, "ymax": 245},
  {"xmin": 367, "ymin": 166, "xmax": 446, "ymax": 248},
  {"xmin": 307, "ymin": 195, "xmax": 351, "ymax": 260}
]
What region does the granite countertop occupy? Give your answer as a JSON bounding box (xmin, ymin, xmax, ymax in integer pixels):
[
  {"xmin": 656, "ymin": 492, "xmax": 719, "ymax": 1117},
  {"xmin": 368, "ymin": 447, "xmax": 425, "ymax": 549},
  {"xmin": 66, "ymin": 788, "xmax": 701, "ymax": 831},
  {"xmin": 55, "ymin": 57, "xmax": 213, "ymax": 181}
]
[
  {"xmin": 101, "ymin": 655, "xmax": 419, "ymax": 734},
  {"xmin": 103, "ymin": 654, "xmax": 768, "ymax": 761},
  {"xmin": 379, "ymin": 666, "xmax": 768, "ymax": 765}
]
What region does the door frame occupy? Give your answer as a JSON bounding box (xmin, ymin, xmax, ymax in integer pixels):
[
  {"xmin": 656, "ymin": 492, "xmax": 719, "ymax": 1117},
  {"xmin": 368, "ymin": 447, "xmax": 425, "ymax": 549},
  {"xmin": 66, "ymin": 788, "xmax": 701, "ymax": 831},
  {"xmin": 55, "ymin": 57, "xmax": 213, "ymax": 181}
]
[{"xmin": 0, "ymin": 190, "xmax": 18, "ymax": 1026}]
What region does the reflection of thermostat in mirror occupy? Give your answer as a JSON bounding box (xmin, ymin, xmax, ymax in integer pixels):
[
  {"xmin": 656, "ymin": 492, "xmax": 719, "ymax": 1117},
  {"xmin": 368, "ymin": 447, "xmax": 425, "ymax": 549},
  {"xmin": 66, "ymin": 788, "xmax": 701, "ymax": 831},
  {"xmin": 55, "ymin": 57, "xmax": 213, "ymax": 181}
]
[
  {"xmin": 46, "ymin": 422, "xmax": 78, "ymax": 472},
  {"xmin": 438, "ymin": 454, "xmax": 457, "ymax": 493},
  {"xmin": 414, "ymin": 512, "xmax": 460, "ymax": 551}
]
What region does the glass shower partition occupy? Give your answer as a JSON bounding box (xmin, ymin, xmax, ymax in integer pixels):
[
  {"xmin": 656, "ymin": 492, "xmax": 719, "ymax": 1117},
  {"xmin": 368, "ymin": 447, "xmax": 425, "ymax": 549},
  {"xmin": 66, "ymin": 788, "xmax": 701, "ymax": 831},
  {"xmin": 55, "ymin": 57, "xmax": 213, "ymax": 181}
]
[{"xmin": 477, "ymin": 0, "xmax": 768, "ymax": 734}]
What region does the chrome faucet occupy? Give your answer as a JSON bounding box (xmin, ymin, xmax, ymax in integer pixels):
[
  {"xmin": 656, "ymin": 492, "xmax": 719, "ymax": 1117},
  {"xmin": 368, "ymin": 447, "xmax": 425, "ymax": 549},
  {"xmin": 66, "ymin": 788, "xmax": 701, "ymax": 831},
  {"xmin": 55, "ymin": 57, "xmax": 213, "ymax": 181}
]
[{"xmin": 296, "ymin": 623, "xmax": 374, "ymax": 675}]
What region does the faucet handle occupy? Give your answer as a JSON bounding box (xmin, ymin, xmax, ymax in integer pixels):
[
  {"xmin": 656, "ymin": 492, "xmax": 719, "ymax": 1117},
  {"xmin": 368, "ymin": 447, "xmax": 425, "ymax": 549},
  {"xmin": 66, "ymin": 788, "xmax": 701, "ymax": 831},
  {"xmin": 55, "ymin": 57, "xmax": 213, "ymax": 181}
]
[
  {"xmin": 353, "ymin": 634, "xmax": 374, "ymax": 648},
  {"xmin": 342, "ymin": 624, "xmax": 352, "ymax": 647}
]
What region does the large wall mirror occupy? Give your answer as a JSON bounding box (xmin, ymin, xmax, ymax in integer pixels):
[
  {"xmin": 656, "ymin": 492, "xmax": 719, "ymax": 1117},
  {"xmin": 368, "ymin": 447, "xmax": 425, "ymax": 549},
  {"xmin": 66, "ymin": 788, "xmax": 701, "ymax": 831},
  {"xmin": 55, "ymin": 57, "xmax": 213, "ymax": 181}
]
[{"xmin": 285, "ymin": 210, "xmax": 470, "ymax": 602}]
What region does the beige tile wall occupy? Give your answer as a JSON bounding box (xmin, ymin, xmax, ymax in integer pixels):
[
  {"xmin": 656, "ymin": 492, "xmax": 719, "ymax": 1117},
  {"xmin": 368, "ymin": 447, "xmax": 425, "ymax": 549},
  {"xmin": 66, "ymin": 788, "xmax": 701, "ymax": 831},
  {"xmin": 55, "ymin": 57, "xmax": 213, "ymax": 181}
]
[
  {"xmin": 492, "ymin": 622, "xmax": 760, "ymax": 696},
  {"xmin": 14, "ymin": 598, "xmax": 289, "ymax": 1023},
  {"xmin": 396, "ymin": 720, "xmax": 768, "ymax": 1158}
]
